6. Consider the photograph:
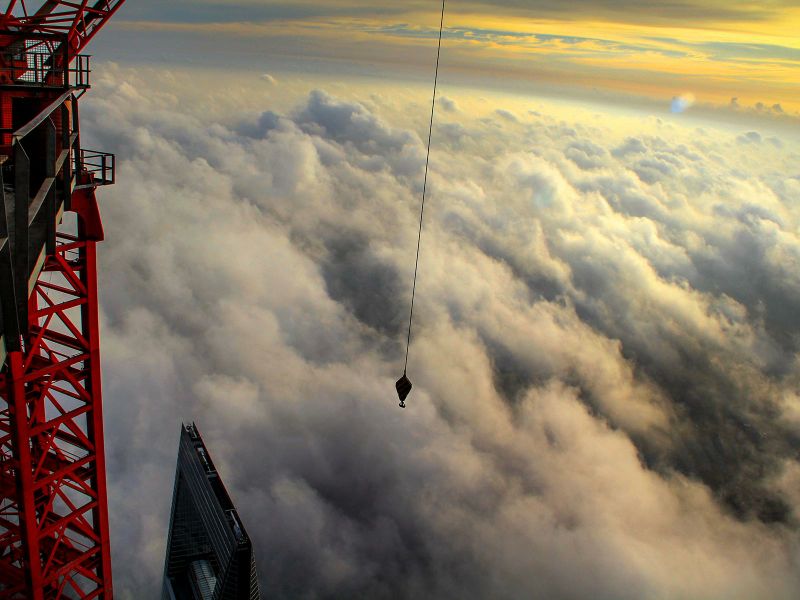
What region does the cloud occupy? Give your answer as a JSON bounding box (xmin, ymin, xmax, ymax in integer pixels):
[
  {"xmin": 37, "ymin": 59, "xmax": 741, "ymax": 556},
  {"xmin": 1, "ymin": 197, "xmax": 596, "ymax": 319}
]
[
  {"xmin": 261, "ymin": 72, "xmax": 278, "ymax": 85},
  {"xmin": 737, "ymin": 130, "xmax": 762, "ymax": 144},
  {"xmin": 293, "ymin": 89, "xmax": 424, "ymax": 178},
  {"xmin": 83, "ymin": 66, "xmax": 800, "ymax": 599},
  {"xmin": 612, "ymin": 136, "xmax": 647, "ymax": 157},
  {"xmin": 438, "ymin": 96, "xmax": 459, "ymax": 112},
  {"xmin": 495, "ymin": 108, "xmax": 518, "ymax": 122},
  {"xmin": 671, "ymin": 92, "xmax": 695, "ymax": 114}
]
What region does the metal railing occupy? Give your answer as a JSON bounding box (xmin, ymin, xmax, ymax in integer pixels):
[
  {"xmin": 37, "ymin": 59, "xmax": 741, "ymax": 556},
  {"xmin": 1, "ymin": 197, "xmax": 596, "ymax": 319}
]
[
  {"xmin": 77, "ymin": 149, "xmax": 115, "ymax": 187},
  {"xmin": 0, "ymin": 33, "xmax": 91, "ymax": 88},
  {"xmin": 1, "ymin": 49, "xmax": 91, "ymax": 88},
  {"xmin": 71, "ymin": 54, "xmax": 91, "ymax": 88}
]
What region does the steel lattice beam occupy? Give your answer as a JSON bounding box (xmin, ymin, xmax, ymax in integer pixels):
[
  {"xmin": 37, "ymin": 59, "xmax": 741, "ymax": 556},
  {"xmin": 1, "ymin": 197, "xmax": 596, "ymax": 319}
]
[
  {"xmin": 0, "ymin": 1, "xmax": 126, "ymax": 58},
  {"xmin": 0, "ymin": 1, "xmax": 122, "ymax": 595},
  {"xmin": 0, "ymin": 215, "xmax": 112, "ymax": 599}
]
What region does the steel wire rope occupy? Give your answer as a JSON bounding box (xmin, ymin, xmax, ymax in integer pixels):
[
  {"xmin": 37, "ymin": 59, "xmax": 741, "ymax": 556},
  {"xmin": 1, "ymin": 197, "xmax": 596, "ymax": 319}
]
[{"xmin": 397, "ymin": 0, "xmax": 446, "ymax": 407}]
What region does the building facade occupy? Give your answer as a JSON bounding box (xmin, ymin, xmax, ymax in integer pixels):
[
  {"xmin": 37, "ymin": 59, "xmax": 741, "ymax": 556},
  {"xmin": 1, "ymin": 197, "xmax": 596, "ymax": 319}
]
[{"xmin": 162, "ymin": 424, "xmax": 261, "ymax": 600}]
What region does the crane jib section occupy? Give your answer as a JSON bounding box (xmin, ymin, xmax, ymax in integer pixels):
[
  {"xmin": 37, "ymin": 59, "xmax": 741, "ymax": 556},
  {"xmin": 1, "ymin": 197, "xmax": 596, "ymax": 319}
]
[{"xmin": 1, "ymin": 1, "xmax": 126, "ymax": 57}]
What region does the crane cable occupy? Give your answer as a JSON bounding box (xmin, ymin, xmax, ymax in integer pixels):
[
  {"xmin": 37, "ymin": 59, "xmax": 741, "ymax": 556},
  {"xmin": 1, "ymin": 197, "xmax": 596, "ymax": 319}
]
[{"xmin": 396, "ymin": 0, "xmax": 446, "ymax": 408}]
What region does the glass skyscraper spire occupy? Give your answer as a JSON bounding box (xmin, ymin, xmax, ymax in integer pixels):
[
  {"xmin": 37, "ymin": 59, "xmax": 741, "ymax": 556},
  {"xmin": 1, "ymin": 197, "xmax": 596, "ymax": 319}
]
[{"xmin": 162, "ymin": 424, "xmax": 260, "ymax": 600}]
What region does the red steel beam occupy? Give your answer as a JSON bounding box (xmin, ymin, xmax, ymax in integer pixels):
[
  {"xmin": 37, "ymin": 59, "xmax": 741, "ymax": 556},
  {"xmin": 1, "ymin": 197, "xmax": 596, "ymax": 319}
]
[
  {"xmin": 0, "ymin": 3, "xmax": 122, "ymax": 595},
  {"xmin": 0, "ymin": 205, "xmax": 112, "ymax": 598},
  {"xmin": 0, "ymin": 1, "xmax": 126, "ymax": 58}
]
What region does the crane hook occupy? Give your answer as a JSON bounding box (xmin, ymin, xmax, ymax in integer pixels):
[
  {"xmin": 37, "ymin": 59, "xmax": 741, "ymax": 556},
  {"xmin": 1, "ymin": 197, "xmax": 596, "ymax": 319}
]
[
  {"xmin": 395, "ymin": 374, "xmax": 412, "ymax": 408},
  {"xmin": 397, "ymin": 0, "xmax": 445, "ymax": 411}
]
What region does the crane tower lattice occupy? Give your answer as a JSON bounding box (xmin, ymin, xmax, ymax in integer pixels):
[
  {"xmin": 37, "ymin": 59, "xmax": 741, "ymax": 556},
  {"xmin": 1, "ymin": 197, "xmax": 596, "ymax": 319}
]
[{"xmin": 0, "ymin": 1, "xmax": 125, "ymax": 597}]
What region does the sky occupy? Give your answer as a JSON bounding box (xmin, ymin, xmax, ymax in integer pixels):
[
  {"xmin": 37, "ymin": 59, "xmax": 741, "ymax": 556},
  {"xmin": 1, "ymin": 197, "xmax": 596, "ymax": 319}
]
[
  {"xmin": 98, "ymin": 0, "xmax": 800, "ymax": 118},
  {"xmin": 69, "ymin": 1, "xmax": 800, "ymax": 598}
]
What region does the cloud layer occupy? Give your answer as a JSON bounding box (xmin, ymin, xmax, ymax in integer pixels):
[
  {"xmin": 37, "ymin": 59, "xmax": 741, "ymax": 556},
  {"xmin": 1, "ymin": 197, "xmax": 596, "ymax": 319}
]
[{"xmin": 82, "ymin": 66, "xmax": 800, "ymax": 599}]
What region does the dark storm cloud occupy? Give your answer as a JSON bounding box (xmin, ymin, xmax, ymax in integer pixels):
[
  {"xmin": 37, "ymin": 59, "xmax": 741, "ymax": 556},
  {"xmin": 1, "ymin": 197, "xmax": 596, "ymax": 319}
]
[{"xmin": 83, "ymin": 68, "xmax": 800, "ymax": 599}]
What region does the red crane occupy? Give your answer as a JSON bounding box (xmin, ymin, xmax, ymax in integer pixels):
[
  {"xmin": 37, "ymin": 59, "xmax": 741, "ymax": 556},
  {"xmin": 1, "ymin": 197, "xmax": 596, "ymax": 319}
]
[
  {"xmin": 0, "ymin": 1, "xmax": 125, "ymax": 597},
  {"xmin": 2, "ymin": 2, "xmax": 125, "ymax": 49}
]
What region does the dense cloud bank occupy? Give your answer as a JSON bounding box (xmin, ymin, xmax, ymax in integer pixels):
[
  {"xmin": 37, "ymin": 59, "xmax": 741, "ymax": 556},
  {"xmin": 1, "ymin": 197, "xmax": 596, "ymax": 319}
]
[{"xmin": 82, "ymin": 68, "xmax": 800, "ymax": 599}]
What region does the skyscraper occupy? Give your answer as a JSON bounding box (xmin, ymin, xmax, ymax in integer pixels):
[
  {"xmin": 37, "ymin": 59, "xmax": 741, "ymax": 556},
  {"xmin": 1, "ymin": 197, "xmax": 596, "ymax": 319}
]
[{"xmin": 162, "ymin": 424, "xmax": 261, "ymax": 600}]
